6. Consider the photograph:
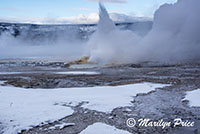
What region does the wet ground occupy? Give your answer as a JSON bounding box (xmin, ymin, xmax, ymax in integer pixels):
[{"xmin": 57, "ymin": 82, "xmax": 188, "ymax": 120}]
[{"xmin": 0, "ymin": 61, "xmax": 200, "ymax": 134}]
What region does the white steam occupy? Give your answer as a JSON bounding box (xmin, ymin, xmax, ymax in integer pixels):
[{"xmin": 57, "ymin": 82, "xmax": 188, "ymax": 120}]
[
  {"xmin": 140, "ymin": 0, "xmax": 200, "ymax": 61},
  {"xmin": 0, "ymin": 29, "xmax": 85, "ymax": 60},
  {"xmin": 86, "ymin": 0, "xmax": 200, "ymax": 63},
  {"xmin": 85, "ymin": 3, "xmax": 141, "ymax": 63},
  {"xmin": 0, "ymin": 0, "xmax": 199, "ymax": 63}
]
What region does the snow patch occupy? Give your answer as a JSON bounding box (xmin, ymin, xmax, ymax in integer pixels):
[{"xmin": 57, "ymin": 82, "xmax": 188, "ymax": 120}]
[
  {"xmin": 48, "ymin": 123, "xmax": 75, "ymax": 130},
  {"xmin": 80, "ymin": 123, "xmax": 131, "ymax": 134},
  {"xmin": 0, "ymin": 82, "xmax": 167, "ymax": 134},
  {"xmin": 54, "ymin": 71, "xmax": 100, "ymax": 75},
  {"xmin": 0, "ymin": 87, "xmax": 74, "ymax": 134},
  {"xmin": 185, "ymin": 89, "xmax": 200, "ymax": 107},
  {"xmin": 0, "ymin": 72, "xmax": 22, "ymax": 75},
  {"xmin": 0, "ymin": 81, "xmax": 5, "ymax": 85}
]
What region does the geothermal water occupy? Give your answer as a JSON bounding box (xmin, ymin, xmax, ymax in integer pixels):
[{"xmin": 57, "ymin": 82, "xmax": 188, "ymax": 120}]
[{"xmin": 0, "ymin": 0, "xmax": 199, "ymax": 63}]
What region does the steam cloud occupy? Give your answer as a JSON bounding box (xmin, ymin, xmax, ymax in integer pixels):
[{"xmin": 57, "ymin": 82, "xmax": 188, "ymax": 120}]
[
  {"xmin": 0, "ymin": 0, "xmax": 199, "ymax": 63},
  {"xmin": 85, "ymin": 3, "xmax": 141, "ymax": 63},
  {"xmin": 86, "ymin": 0, "xmax": 200, "ymax": 63},
  {"xmin": 0, "ymin": 28, "xmax": 85, "ymax": 60}
]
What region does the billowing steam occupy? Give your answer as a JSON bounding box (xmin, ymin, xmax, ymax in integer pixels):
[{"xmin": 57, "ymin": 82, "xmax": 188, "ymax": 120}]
[
  {"xmin": 86, "ymin": 0, "xmax": 200, "ymax": 63},
  {"xmin": 140, "ymin": 0, "xmax": 200, "ymax": 62},
  {"xmin": 0, "ymin": 0, "xmax": 199, "ymax": 63},
  {"xmin": 0, "ymin": 27, "xmax": 85, "ymax": 60},
  {"xmin": 85, "ymin": 3, "xmax": 141, "ymax": 63}
]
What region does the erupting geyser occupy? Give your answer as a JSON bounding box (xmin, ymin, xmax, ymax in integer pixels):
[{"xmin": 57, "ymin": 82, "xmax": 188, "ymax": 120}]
[
  {"xmin": 85, "ymin": 3, "xmax": 141, "ymax": 64},
  {"xmin": 86, "ymin": 0, "xmax": 200, "ymax": 64},
  {"xmin": 0, "ymin": 0, "xmax": 199, "ymax": 63}
]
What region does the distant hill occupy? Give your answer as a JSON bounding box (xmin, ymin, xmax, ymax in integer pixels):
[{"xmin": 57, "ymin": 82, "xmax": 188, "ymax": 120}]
[{"xmin": 0, "ymin": 21, "xmax": 152, "ymax": 43}]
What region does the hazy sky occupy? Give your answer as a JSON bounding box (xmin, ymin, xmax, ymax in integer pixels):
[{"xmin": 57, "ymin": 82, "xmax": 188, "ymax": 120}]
[{"xmin": 0, "ymin": 0, "xmax": 177, "ymax": 23}]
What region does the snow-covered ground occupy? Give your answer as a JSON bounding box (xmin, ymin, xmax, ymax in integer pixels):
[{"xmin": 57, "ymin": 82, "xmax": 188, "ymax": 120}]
[
  {"xmin": 0, "ymin": 81, "xmax": 5, "ymax": 85},
  {"xmin": 0, "ymin": 72, "xmax": 39, "ymax": 75},
  {"xmin": 185, "ymin": 89, "xmax": 200, "ymax": 107},
  {"xmin": 0, "ymin": 72, "xmax": 23, "ymax": 75},
  {"xmin": 0, "ymin": 71, "xmax": 100, "ymax": 75},
  {"xmin": 54, "ymin": 71, "xmax": 100, "ymax": 75},
  {"xmin": 80, "ymin": 123, "xmax": 131, "ymax": 134},
  {"xmin": 47, "ymin": 123, "xmax": 75, "ymax": 130},
  {"xmin": 0, "ymin": 82, "xmax": 167, "ymax": 134}
]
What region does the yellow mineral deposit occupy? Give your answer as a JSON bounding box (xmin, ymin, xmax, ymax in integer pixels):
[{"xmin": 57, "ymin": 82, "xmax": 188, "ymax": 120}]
[{"xmin": 65, "ymin": 56, "xmax": 95, "ymax": 67}]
